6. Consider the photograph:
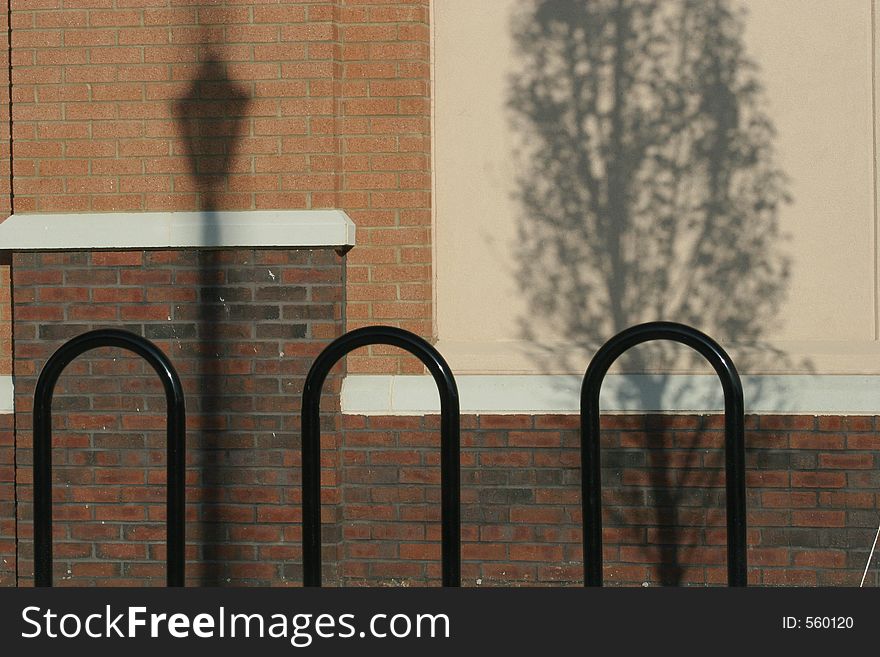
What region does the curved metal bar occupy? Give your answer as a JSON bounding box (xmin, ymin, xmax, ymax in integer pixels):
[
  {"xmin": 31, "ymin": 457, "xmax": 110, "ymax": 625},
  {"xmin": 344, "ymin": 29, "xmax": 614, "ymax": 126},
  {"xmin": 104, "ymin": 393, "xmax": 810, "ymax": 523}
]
[
  {"xmin": 580, "ymin": 321, "xmax": 746, "ymax": 586},
  {"xmin": 301, "ymin": 326, "xmax": 461, "ymax": 587},
  {"xmin": 33, "ymin": 329, "xmax": 186, "ymax": 587}
]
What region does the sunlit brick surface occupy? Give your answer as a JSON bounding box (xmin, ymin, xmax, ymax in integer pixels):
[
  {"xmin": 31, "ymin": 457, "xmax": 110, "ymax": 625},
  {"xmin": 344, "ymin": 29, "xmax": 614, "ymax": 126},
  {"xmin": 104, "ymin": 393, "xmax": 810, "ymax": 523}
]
[{"xmin": 8, "ymin": 1, "xmax": 433, "ymax": 369}]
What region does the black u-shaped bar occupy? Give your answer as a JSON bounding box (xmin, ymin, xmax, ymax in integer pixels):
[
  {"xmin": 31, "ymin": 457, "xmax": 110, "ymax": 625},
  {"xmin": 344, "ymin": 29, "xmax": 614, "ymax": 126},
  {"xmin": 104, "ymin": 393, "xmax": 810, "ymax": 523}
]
[
  {"xmin": 33, "ymin": 329, "xmax": 186, "ymax": 587},
  {"xmin": 301, "ymin": 326, "xmax": 461, "ymax": 586},
  {"xmin": 580, "ymin": 321, "xmax": 747, "ymax": 586}
]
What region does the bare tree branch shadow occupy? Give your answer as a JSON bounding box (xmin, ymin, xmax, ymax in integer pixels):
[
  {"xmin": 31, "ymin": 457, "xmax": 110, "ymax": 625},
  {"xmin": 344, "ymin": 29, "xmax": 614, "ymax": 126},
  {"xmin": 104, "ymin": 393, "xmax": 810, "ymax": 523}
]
[{"xmin": 508, "ymin": 0, "xmax": 806, "ymax": 584}]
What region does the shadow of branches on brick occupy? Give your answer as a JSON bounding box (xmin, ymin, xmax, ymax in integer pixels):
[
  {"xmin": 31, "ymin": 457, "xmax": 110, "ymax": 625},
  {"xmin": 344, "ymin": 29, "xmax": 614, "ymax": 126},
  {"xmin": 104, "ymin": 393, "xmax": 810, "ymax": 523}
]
[{"xmin": 508, "ymin": 0, "xmax": 802, "ymax": 585}]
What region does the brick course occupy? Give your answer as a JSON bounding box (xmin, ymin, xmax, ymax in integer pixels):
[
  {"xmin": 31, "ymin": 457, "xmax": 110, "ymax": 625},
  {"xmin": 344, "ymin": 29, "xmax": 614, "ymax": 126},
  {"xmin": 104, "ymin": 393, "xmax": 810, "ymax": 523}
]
[
  {"xmin": 12, "ymin": 247, "xmax": 344, "ymax": 586},
  {"xmin": 0, "ymin": 414, "xmax": 12, "ymax": 586},
  {"xmin": 339, "ymin": 414, "xmax": 880, "ymax": 587}
]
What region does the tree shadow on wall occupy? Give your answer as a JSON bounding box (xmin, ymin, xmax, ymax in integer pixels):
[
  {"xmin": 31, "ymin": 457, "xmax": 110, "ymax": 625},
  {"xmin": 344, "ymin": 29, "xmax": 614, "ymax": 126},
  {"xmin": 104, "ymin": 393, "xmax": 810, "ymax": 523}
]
[
  {"xmin": 508, "ymin": 0, "xmax": 799, "ymax": 585},
  {"xmin": 175, "ymin": 52, "xmax": 250, "ymax": 585}
]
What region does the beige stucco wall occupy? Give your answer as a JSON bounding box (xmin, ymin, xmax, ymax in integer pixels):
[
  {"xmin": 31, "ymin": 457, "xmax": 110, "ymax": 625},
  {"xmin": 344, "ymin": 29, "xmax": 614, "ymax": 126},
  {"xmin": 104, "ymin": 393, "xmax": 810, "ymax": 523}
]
[{"xmin": 432, "ymin": 0, "xmax": 880, "ymax": 374}]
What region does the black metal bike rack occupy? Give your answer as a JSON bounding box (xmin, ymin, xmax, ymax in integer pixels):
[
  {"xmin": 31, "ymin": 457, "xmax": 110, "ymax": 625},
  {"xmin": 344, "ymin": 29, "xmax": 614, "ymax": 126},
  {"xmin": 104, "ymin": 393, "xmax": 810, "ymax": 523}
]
[
  {"xmin": 580, "ymin": 321, "xmax": 747, "ymax": 586},
  {"xmin": 301, "ymin": 326, "xmax": 461, "ymax": 586},
  {"xmin": 33, "ymin": 329, "xmax": 186, "ymax": 587}
]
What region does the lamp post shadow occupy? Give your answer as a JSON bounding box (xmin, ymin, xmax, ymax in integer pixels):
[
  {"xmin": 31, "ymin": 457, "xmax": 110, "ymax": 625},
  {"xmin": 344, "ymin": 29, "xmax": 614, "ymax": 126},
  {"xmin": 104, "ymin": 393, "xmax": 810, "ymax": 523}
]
[{"xmin": 175, "ymin": 52, "xmax": 251, "ymax": 585}]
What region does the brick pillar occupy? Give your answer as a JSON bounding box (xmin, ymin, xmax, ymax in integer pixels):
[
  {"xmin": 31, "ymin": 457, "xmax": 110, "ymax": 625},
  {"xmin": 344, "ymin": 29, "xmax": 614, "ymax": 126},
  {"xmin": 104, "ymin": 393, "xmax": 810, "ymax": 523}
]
[
  {"xmin": 339, "ymin": 0, "xmax": 434, "ymax": 373},
  {"xmin": 12, "ymin": 247, "xmax": 344, "ymax": 586}
]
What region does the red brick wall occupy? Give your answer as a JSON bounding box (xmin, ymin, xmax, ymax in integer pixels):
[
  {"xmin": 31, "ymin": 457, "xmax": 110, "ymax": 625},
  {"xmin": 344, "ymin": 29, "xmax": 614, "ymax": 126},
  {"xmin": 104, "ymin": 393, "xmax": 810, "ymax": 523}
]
[
  {"xmin": 339, "ymin": 414, "xmax": 880, "ymax": 587},
  {"xmin": 9, "ymin": 1, "xmax": 337, "ymax": 214},
  {"xmin": 1, "ymin": 0, "xmax": 432, "ymax": 586},
  {"xmin": 338, "ymin": 0, "xmax": 433, "ymax": 373},
  {"xmin": 7, "ymin": 0, "xmax": 432, "ymax": 372},
  {"xmin": 1, "ymin": 0, "xmax": 12, "ymax": 371},
  {"xmin": 0, "ymin": 0, "xmax": 13, "ymax": 589},
  {"xmin": 15, "ymin": 333, "xmax": 880, "ymax": 589},
  {"xmin": 12, "ymin": 247, "xmax": 344, "ymax": 586},
  {"xmin": 0, "ymin": 0, "xmax": 8, "ymax": 232},
  {"xmin": 1, "ymin": 0, "xmax": 432, "ymax": 584},
  {"xmin": 0, "ymin": 414, "xmax": 13, "ymax": 586}
]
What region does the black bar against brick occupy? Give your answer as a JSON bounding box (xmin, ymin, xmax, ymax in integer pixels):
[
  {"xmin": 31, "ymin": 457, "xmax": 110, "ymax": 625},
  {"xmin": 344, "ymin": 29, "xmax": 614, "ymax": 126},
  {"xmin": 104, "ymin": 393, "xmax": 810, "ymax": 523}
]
[
  {"xmin": 301, "ymin": 326, "xmax": 461, "ymax": 587},
  {"xmin": 580, "ymin": 321, "xmax": 747, "ymax": 587},
  {"xmin": 33, "ymin": 329, "xmax": 186, "ymax": 587}
]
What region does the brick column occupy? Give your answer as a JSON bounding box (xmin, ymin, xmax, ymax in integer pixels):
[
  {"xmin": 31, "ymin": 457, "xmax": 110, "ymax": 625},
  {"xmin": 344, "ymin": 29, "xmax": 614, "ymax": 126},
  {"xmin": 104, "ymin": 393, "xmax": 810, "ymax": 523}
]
[{"xmin": 12, "ymin": 247, "xmax": 344, "ymax": 586}]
